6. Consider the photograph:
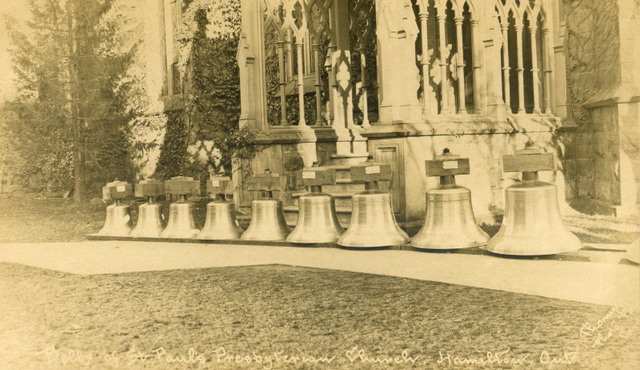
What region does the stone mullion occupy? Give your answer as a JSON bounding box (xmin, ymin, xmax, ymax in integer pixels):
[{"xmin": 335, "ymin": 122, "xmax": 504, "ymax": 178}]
[
  {"xmin": 470, "ymin": 19, "xmax": 482, "ymax": 115},
  {"xmin": 326, "ymin": 44, "xmax": 336, "ymax": 126},
  {"xmin": 277, "ymin": 39, "xmax": 288, "ymax": 126},
  {"xmin": 419, "ymin": 10, "xmax": 431, "ymax": 115},
  {"xmin": 286, "ymin": 30, "xmax": 294, "ymax": 79},
  {"xmin": 529, "ymin": 25, "xmax": 541, "ymax": 114},
  {"xmin": 501, "ymin": 22, "xmax": 511, "ymax": 112},
  {"xmin": 359, "ymin": 49, "xmax": 370, "ymax": 127},
  {"xmin": 454, "ymin": 16, "xmax": 466, "ymax": 114},
  {"xmin": 515, "ymin": 24, "xmax": 525, "ymax": 114},
  {"xmin": 296, "ymin": 40, "xmax": 309, "ymax": 128},
  {"xmin": 542, "ymin": 27, "xmax": 552, "ymax": 115},
  {"xmin": 437, "ymin": 11, "xmax": 449, "ymax": 114},
  {"xmin": 313, "ymin": 42, "xmax": 323, "ymax": 125}
]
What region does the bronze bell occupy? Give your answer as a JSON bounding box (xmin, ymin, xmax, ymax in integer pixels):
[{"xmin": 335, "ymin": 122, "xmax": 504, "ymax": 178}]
[
  {"xmin": 99, "ymin": 201, "xmax": 133, "ymax": 236},
  {"xmin": 131, "ymin": 179, "xmax": 165, "ymax": 238},
  {"xmin": 337, "ymin": 161, "xmax": 409, "ymax": 248},
  {"xmin": 131, "ymin": 202, "xmax": 164, "ymax": 237},
  {"xmin": 161, "ymin": 176, "xmax": 200, "ymax": 239},
  {"xmin": 485, "ymin": 145, "xmax": 582, "ymax": 256},
  {"xmin": 198, "ymin": 176, "xmax": 243, "ymax": 240},
  {"xmin": 98, "ymin": 181, "xmax": 133, "ymax": 236},
  {"xmin": 411, "ymin": 149, "xmax": 489, "ymax": 250},
  {"xmin": 287, "ymin": 165, "xmax": 344, "ymax": 244},
  {"xmin": 241, "ymin": 170, "xmax": 290, "ymax": 241}
]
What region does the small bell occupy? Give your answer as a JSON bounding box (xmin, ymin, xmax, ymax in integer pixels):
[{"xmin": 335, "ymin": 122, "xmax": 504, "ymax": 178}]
[
  {"xmin": 131, "ymin": 179, "xmax": 165, "ymax": 238},
  {"xmin": 485, "ymin": 144, "xmax": 582, "ymax": 256},
  {"xmin": 161, "ymin": 176, "xmax": 200, "ymax": 239},
  {"xmin": 198, "ymin": 176, "xmax": 243, "ymax": 240},
  {"xmin": 337, "ymin": 159, "xmax": 409, "ymax": 248},
  {"xmin": 241, "ymin": 170, "xmax": 290, "ymax": 241},
  {"xmin": 287, "ymin": 164, "xmax": 344, "ymax": 244},
  {"xmin": 411, "ymin": 149, "xmax": 489, "ymax": 250},
  {"xmin": 98, "ymin": 181, "xmax": 133, "ymax": 236}
]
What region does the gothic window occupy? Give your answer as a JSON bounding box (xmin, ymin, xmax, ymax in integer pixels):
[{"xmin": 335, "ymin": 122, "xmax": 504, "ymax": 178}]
[
  {"xmin": 495, "ymin": 0, "xmax": 550, "ymax": 114},
  {"xmin": 263, "ymin": 0, "xmax": 330, "ymax": 127},
  {"xmin": 261, "ymin": 0, "xmax": 378, "ymax": 127},
  {"xmin": 414, "ymin": 0, "xmax": 478, "ymax": 115}
]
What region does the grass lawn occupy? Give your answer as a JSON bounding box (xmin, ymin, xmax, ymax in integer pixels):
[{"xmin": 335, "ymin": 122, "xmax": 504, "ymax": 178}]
[{"xmin": 0, "ymin": 263, "xmax": 638, "ymax": 369}]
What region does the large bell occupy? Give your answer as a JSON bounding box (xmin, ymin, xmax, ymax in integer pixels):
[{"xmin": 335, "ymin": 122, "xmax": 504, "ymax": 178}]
[
  {"xmin": 338, "ymin": 190, "xmax": 409, "ymax": 248},
  {"xmin": 337, "ymin": 159, "xmax": 408, "ymax": 248},
  {"xmin": 412, "ymin": 187, "xmax": 490, "ymax": 249},
  {"xmin": 131, "ymin": 202, "xmax": 164, "ymax": 237},
  {"xmin": 161, "ymin": 200, "xmax": 200, "ymax": 238},
  {"xmin": 287, "ymin": 193, "xmax": 344, "ymax": 243},
  {"xmin": 241, "ymin": 199, "xmax": 290, "ymax": 241},
  {"xmin": 287, "ymin": 165, "xmax": 344, "ymax": 244},
  {"xmin": 98, "ymin": 202, "xmax": 133, "ymax": 236},
  {"xmin": 198, "ymin": 201, "xmax": 243, "ymax": 240},
  {"xmin": 485, "ymin": 146, "xmax": 582, "ymax": 256},
  {"xmin": 411, "ymin": 150, "xmax": 489, "ymax": 250}
]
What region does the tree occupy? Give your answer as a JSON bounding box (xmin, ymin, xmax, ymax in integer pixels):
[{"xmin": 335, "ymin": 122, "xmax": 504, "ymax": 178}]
[{"xmin": 4, "ymin": 0, "xmax": 138, "ymax": 201}]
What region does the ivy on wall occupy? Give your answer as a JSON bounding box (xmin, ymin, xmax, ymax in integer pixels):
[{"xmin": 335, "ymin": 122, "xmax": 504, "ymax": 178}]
[
  {"xmin": 154, "ymin": 110, "xmax": 188, "ymax": 178},
  {"xmin": 563, "ymin": 0, "xmax": 620, "ymax": 125},
  {"xmin": 155, "ymin": 0, "xmax": 258, "ymax": 180}
]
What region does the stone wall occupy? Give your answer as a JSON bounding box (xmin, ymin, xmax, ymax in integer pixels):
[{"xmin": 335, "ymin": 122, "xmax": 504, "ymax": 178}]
[
  {"xmin": 561, "ymin": 0, "xmax": 639, "ymax": 216},
  {"xmin": 563, "ymin": 0, "xmax": 620, "ymax": 122}
]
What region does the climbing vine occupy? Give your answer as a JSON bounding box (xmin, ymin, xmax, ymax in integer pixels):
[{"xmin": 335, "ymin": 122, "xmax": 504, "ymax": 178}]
[{"xmin": 155, "ymin": 0, "xmax": 259, "ymax": 179}]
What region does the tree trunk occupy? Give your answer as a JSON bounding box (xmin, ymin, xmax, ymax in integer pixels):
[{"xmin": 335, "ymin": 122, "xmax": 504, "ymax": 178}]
[{"xmin": 67, "ymin": 0, "xmax": 86, "ymax": 203}]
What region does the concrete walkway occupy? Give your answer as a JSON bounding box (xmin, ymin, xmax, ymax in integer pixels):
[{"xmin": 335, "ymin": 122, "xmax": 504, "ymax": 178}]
[{"xmin": 0, "ymin": 241, "xmax": 637, "ymax": 309}]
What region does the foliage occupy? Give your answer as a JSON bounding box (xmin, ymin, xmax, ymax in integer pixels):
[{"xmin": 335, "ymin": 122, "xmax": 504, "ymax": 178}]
[
  {"xmin": 155, "ymin": 0, "xmax": 258, "ymax": 179},
  {"xmin": 154, "ymin": 110, "xmax": 188, "ymax": 179},
  {"xmin": 3, "ymin": 0, "xmax": 142, "ymax": 197}
]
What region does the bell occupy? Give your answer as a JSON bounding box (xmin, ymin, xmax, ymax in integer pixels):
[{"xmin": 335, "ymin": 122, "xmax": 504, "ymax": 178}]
[
  {"xmin": 98, "ymin": 180, "xmax": 133, "ymax": 236},
  {"xmin": 161, "ymin": 200, "xmax": 199, "ymax": 238},
  {"xmin": 241, "ymin": 170, "xmax": 290, "ymax": 241},
  {"xmin": 337, "ymin": 160, "xmax": 409, "ymax": 248},
  {"xmin": 287, "ymin": 166, "xmax": 344, "ymax": 244},
  {"xmin": 198, "ymin": 201, "xmax": 243, "ymax": 240},
  {"xmin": 131, "ymin": 179, "xmax": 165, "ymax": 237},
  {"xmin": 130, "ymin": 201, "xmax": 164, "ymax": 237},
  {"xmin": 197, "ymin": 176, "xmax": 242, "ymax": 240},
  {"xmin": 241, "ymin": 199, "xmax": 290, "ymax": 241},
  {"xmin": 485, "ymin": 146, "xmax": 582, "ymax": 256},
  {"xmin": 411, "ymin": 150, "xmax": 489, "ymax": 250},
  {"xmin": 160, "ymin": 176, "xmax": 201, "ymax": 239},
  {"xmin": 338, "ymin": 191, "xmax": 409, "ymax": 248},
  {"xmin": 98, "ymin": 201, "xmax": 133, "ymax": 236},
  {"xmin": 287, "ymin": 193, "xmax": 344, "ymax": 244}
]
